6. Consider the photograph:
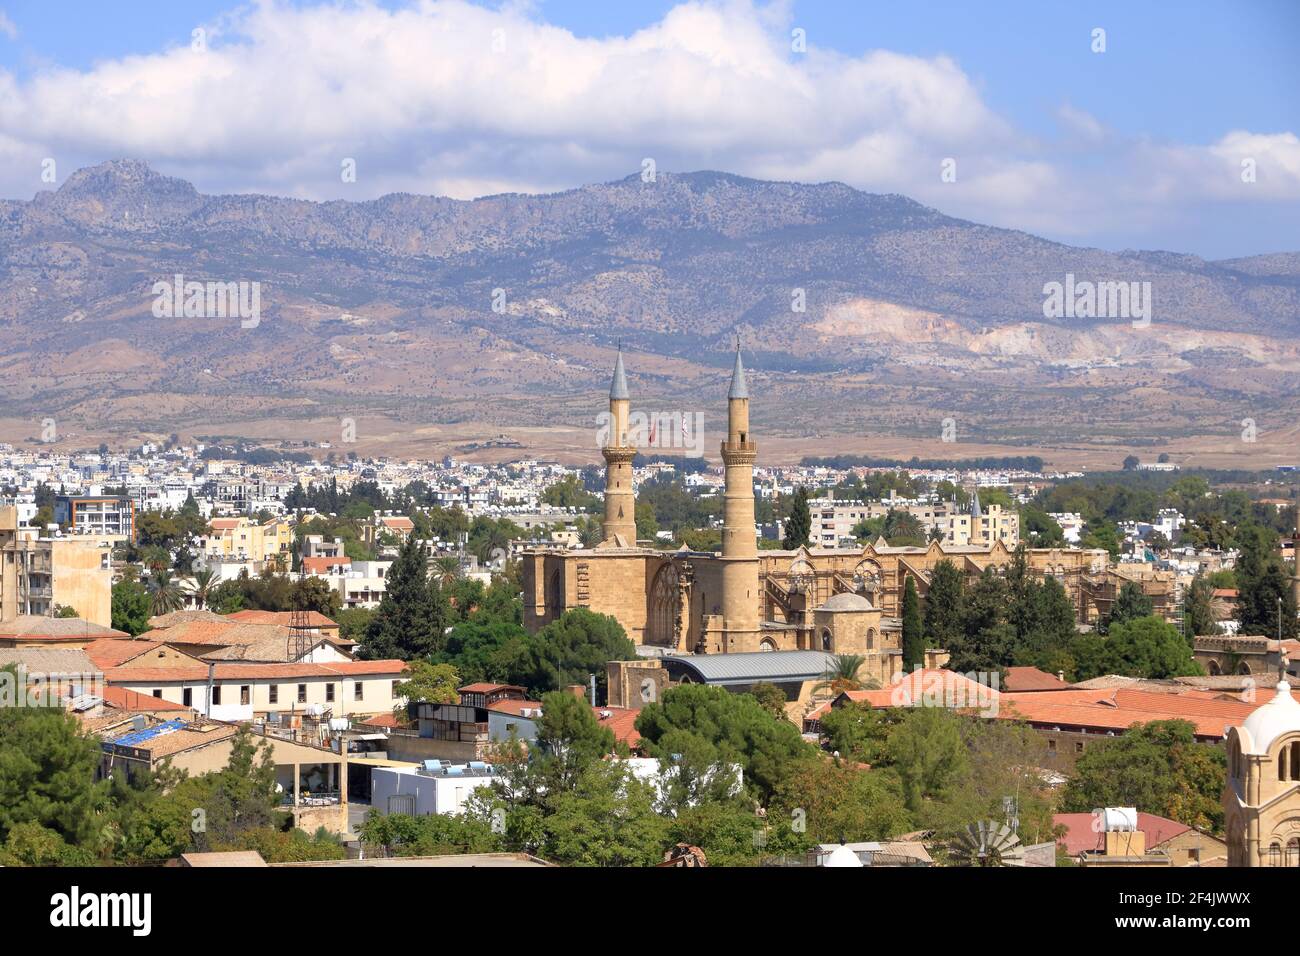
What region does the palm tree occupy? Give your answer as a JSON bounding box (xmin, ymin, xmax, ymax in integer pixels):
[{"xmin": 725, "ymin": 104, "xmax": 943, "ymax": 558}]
[
  {"xmin": 432, "ymin": 555, "xmax": 463, "ymax": 587},
  {"xmin": 147, "ymin": 571, "xmax": 185, "ymax": 616},
  {"xmin": 188, "ymin": 568, "xmax": 216, "ymax": 610},
  {"xmin": 813, "ymin": 654, "xmax": 877, "ymax": 697}
]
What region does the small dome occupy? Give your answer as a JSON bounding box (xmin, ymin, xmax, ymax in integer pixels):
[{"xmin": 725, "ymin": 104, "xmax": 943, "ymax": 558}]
[
  {"xmin": 823, "ymin": 844, "xmax": 863, "ymax": 868},
  {"xmin": 818, "ymin": 592, "xmax": 874, "ymax": 612},
  {"xmin": 1242, "ymin": 681, "xmax": 1300, "ymax": 754}
]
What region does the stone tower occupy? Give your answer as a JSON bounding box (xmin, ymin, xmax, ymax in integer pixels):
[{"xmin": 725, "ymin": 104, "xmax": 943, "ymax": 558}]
[
  {"xmin": 1224, "ymin": 669, "xmax": 1300, "ymax": 866},
  {"xmin": 718, "ymin": 346, "xmax": 762, "ymax": 651},
  {"xmin": 600, "ymin": 350, "xmax": 637, "ymax": 546}
]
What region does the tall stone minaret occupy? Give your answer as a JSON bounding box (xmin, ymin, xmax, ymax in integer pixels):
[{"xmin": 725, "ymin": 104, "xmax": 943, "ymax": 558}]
[
  {"xmin": 600, "ymin": 349, "xmax": 637, "ymax": 546},
  {"xmin": 720, "ymin": 345, "xmax": 762, "ymax": 650}
]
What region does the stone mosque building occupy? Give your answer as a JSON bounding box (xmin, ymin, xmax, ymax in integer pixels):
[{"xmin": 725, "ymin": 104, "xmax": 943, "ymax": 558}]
[{"xmin": 521, "ymin": 350, "xmax": 1111, "ymax": 680}]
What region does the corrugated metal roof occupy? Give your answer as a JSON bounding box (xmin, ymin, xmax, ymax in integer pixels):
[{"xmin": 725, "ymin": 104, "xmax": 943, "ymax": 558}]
[{"xmin": 662, "ymin": 650, "xmax": 836, "ymax": 684}]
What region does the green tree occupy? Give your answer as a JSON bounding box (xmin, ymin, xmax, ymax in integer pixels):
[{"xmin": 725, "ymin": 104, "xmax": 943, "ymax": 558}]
[
  {"xmin": 393, "ymin": 661, "xmax": 458, "ymax": 707},
  {"xmin": 1061, "ymin": 720, "xmax": 1225, "ymax": 833},
  {"xmin": 1236, "ymin": 524, "xmax": 1298, "ymax": 639},
  {"xmin": 111, "ymin": 578, "xmax": 152, "ymax": 635},
  {"xmin": 923, "ymin": 560, "xmax": 965, "ymax": 652},
  {"xmin": 1104, "ymin": 615, "xmax": 1202, "ymax": 679},
  {"xmin": 749, "ymin": 682, "xmax": 789, "ymax": 720},
  {"xmin": 511, "ymin": 608, "xmax": 634, "ymax": 700},
  {"xmin": 782, "ymin": 486, "xmax": 812, "ymax": 550},
  {"xmin": 901, "ymin": 576, "xmax": 924, "ymax": 670},
  {"xmin": 146, "ymin": 570, "xmax": 186, "ymax": 616},
  {"xmin": 1185, "ymin": 574, "xmax": 1219, "ymax": 638},
  {"xmin": 884, "ymin": 706, "xmax": 970, "ymax": 814},
  {"xmin": 361, "ymin": 537, "xmax": 449, "ymax": 659},
  {"xmin": 1109, "ymin": 580, "xmax": 1154, "ymax": 629},
  {"xmin": 814, "ymin": 654, "xmax": 874, "ymax": 696},
  {"xmin": 0, "ymin": 689, "xmax": 109, "ymax": 855},
  {"xmin": 817, "ymin": 700, "xmax": 893, "ymax": 765},
  {"xmin": 771, "ymin": 755, "xmax": 911, "ymax": 843},
  {"xmin": 634, "ymin": 684, "xmax": 811, "ymax": 803}
]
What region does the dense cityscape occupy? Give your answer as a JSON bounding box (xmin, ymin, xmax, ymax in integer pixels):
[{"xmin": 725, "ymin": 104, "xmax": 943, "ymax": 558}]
[{"xmin": 2, "ymin": 0, "xmax": 1296, "ymax": 939}]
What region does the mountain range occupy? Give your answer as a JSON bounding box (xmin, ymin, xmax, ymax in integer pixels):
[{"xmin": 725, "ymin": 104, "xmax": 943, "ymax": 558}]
[{"xmin": 2, "ymin": 159, "xmax": 1298, "ymax": 466}]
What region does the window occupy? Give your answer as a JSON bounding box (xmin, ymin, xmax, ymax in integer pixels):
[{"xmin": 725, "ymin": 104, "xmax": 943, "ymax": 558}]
[
  {"xmin": 152, "ymin": 689, "xmax": 162, "ymax": 699},
  {"xmin": 240, "ymin": 685, "xmax": 251, "ymax": 706},
  {"xmin": 1270, "ymin": 843, "xmax": 1283, "ymax": 867},
  {"xmin": 182, "ymin": 688, "xmax": 193, "ymax": 707},
  {"xmin": 392, "ymin": 680, "xmax": 401, "ymax": 697},
  {"xmin": 1075, "ymin": 741, "xmax": 1085, "ymax": 754},
  {"xmin": 1047, "ymin": 739, "xmax": 1057, "ymax": 753},
  {"xmin": 354, "ymin": 681, "xmax": 364, "ymax": 701},
  {"xmin": 297, "ymin": 684, "xmax": 307, "ymax": 703},
  {"xmin": 212, "ymin": 686, "xmax": 222, "ymax": 705},
  {"xmin": 326, "ymin": 683, "xmax": 335, "ymax": 703},
  {"xmin": 269, "ymin": 685, "xmax": 279, "ymax": 704}
]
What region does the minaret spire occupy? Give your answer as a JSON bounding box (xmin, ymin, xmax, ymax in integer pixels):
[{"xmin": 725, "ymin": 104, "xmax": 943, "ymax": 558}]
[
  {"xmin": 717, "ymin": 340, "xmax": 760, "ymax": 652},
  {"xmin": 599, "ymin": 347, "xmax": 637, "ymax": 547}
]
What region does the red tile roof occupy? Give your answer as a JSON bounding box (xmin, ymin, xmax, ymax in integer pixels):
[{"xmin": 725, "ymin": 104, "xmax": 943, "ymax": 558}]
[
  {"xmin": 998, "ymin": 687, "xmax": 1256, "ymax": 739},
  {"xmin": 103, "ymin": 659, "xmax": 407, "ymax": 684},
  {"xmin": 82, "ymin": 638, "xmax": 167, "ymax": 669},
  {"xmin": 1053, "ymin": 812, "xmax": 1190, "ymax": 856},
  {"xmin": 593, "ymin": 706, "xmax": 642, "ymax": 749},
  {"xmin": 225, "ymin": 610, "xmax": 339, "ymax": 628},
  {"xmin": 487, "ymin": 699, "xmax": 543, "ymax": 717},
  {"xmin": 1003, "ymin": 666, "xmax": 1070, "ymax": 692},
  {"xmin": 101, "ymin": 685, "xmax": 191, "ymax": 712},
  {"xmin": 302, "ymin": 556, "xmax": 349, "ymax": 573},
  {"xmin": 459, "ymin": 682, "xmax": 525, "ymax": 694}
]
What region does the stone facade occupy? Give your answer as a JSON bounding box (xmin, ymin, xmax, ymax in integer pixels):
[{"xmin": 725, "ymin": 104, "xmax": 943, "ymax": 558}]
[
  {"xmin": 522, "ymin": 352, "xmax": 1115, "ymax": 658},
  {"xmin": 1224, "ymin": 680, "xmax": 1300, "ymax": 866}
]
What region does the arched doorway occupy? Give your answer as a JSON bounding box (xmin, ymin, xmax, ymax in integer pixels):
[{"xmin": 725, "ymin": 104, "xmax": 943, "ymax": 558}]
[{"xmin": 646, "ymin": 563, "xmax": 681, "ymax": 647}]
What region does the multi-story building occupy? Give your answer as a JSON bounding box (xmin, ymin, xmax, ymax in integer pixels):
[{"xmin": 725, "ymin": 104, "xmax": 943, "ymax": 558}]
[
  {"xmin": 199, "ymin": 516, "xmax": 292, "ymax": 564},
  {"xmin": 54, "ymin": 495, "xmax": 135, "ymax": 541},
  {"xmin": 808, "ymin": 492, "xmax": 1018, "ymax": 549},
  {"xmin": 0, "ymin": 506, "xmax": 113, "ymax": 625}
]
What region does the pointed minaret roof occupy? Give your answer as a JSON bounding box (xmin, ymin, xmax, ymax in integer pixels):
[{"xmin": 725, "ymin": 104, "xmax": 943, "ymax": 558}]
[
  {"xmin": 728, "ymin": 344, "xmax": 749, "ymax": 399},
  {"xmin": 609, "ymin": 348, "xmax": 629, "ymax": 400},
  {"xmin": 970, "ymin": 489, "xmax": 982, "ymax": 519}
]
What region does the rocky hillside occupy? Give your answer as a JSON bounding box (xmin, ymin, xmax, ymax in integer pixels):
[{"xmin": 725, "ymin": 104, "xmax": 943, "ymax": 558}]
[{"xmin": 1, "ymin": 160, "xmax": 1297, "ymax": 452}]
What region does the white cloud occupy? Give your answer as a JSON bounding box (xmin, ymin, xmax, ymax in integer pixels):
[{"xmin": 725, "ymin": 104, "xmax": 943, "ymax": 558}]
[
  {"xmin": 0, "ymin": 11, "xmax": 17, "ymax": 40},
  {"xmin": 0, "ymin": 0, "xmax": 1293, "ymax": 248}
]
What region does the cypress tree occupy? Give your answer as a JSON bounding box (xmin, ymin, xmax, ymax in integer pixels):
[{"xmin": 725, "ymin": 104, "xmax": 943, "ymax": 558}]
[
  {"xmin": 922, "ymin": 559, "xmax": 965, "ymax": 651},
  {"xmin": 902, "ymin": 576, "xmax": 924, "ymax": 670},
  {"xmin": 361, "ymin": 537, "xmax": 448, "ymax": 659},
  {"xmin": 782, "ymin": 485, "xmax": 812, "ymax": 550}
]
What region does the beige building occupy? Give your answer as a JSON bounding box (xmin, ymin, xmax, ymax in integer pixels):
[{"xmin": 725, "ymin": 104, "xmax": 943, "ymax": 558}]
[
  {"xmin": 522, "ymin": 354, "xmax": 1113, "ymax": 656},
  {"xmin": 199, "ymin": 516, "xmax": 293, "ymax": 565},
  {"xmin": 1224, "ymin": 671, "xmax": 1300, "ymax": 866},
  {"xmin": 0, "ymin": 506, "xmax": 113, "ymax": 626},
  {"xmin": 810, "ymin": 493, "xmax": 1019, "ymax": 549}
]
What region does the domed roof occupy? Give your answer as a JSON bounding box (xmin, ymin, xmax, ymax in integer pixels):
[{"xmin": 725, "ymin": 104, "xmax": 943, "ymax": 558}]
[
  {"xmin": 818, "ymin": 592, "xmax": 874, "ymax": 612},
  {"xmin": 1242, "ymin": 681, "xmax": 1300, "ymax": 754},
  {"xmin": 823, "ymin": 843, "xmax": 864, "ymax": 868}
]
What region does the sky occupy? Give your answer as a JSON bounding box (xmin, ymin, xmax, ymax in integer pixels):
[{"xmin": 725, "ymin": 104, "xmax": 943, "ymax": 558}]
[{"xmin": 0, "ymin": 0, "xmax": 1296, "ymax": 258}]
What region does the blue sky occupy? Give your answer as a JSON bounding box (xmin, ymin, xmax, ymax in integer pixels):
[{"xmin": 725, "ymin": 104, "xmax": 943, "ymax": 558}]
[{"xmin": 0, "ymin": 0, "xmax": 1296, "ymax": 257}]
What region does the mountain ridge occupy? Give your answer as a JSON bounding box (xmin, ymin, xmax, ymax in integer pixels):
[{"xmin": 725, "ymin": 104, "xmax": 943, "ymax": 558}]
[{"xmin": 1, "ymin": 160, "xmax": 1297, "ymax": 459}]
